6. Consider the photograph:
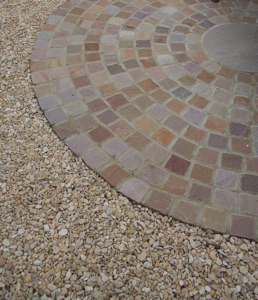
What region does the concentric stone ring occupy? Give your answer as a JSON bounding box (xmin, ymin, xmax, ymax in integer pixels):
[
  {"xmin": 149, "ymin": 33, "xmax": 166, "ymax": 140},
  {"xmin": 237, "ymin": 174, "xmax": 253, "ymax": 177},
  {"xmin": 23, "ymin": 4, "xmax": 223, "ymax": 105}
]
[{"xmin": 31, "ymin": 0, "xmax": 258, "ymax": 240}]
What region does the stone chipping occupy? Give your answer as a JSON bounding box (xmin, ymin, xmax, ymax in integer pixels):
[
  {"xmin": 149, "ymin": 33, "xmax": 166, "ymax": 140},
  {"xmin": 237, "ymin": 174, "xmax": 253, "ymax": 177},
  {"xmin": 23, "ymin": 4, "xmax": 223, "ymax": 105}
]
[{"xmin": 0, "ymin": 0, "xmax": 258, "ymax": 299}]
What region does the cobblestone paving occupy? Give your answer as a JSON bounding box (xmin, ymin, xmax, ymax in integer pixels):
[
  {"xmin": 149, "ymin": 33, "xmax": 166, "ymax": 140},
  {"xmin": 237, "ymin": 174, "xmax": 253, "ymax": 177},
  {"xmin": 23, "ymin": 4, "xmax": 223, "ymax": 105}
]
[{"xmin": 31, "ymin": 0, "xmax": 258, "ymax": 240}]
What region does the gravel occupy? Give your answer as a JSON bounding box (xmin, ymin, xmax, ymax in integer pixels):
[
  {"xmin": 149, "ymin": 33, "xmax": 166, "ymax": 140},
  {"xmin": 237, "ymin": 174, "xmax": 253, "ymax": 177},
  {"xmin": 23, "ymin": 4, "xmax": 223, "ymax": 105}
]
[{"xmin": 0, "ymin": 0, "xmax": 258, "ymax": 299}]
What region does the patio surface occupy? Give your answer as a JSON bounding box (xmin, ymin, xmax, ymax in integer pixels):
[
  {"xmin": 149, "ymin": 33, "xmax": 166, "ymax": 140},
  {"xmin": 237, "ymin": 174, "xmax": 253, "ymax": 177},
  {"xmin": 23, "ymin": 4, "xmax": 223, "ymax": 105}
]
[{"xmin": 31, "ymin": 0, "xmax": 258, "ymax": 240}]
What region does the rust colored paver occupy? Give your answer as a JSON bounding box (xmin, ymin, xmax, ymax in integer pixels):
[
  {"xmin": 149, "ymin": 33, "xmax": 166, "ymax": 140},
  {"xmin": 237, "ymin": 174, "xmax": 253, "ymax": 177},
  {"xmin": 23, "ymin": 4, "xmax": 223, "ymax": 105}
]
[{"xmin": 31, "ymin": 0, "xmax": 258, "ymax": 241}]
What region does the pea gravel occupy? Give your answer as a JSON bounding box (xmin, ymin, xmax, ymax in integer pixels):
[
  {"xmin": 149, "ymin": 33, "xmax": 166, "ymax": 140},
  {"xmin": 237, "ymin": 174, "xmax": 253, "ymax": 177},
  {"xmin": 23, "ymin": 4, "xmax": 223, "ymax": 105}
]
[{"xmin": 0, "ymin": 0, "xmax": 258, "ymax": 299}]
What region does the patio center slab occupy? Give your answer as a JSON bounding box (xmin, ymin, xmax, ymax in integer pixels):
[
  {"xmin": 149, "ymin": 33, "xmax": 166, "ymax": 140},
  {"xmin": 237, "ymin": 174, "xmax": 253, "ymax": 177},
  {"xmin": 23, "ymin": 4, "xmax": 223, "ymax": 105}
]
[
  {"xmin": 203, "ymin": 24, "xmax": 258, "ymax": 73},
  {"xmin": 31, "ymin": 0, "xmax": 258, "ymax": 241}
]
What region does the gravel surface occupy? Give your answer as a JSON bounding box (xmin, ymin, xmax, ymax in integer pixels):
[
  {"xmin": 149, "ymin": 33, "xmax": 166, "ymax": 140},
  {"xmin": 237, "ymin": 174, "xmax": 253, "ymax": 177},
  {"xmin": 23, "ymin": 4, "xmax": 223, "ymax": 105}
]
[{"xmin": 0, "ymin": 0, "xmax": 258, "ymax": 299}]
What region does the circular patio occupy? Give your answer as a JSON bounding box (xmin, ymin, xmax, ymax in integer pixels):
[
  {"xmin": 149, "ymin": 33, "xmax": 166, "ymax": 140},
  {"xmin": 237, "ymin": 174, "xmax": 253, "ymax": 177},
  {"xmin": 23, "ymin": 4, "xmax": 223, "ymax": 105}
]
[{"xmin": 31, "ymin": 0, "xmax": 258, "ymax": 240}]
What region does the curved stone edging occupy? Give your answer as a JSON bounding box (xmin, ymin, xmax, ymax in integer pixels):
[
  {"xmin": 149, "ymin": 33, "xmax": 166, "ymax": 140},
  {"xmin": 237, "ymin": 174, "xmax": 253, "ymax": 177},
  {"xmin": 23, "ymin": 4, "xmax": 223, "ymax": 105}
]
[{"xmin": 30, "ymin": 0, "xmax": 258, "ymax": 240}]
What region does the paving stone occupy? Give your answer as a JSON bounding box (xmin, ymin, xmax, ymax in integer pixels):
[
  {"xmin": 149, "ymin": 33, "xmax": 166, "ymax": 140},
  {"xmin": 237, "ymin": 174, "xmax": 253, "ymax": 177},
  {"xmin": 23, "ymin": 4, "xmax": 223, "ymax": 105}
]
[
  {"xmin": 184, "ymin": 126, "xmax": 207, "ymax": 143},
  {"xmin": 96, "ymin": 109, "xmax": 119, "ymax": 125},
  {"xmin": 252, "ymin": 112, "xmax": 258, "ymax": 124},
  {"xmin": 183, "ymin": 61, "xmax": 202, "ymax": 74},
  {"xmin": 65, "ymin": 134, "xmax": 93, "ymax": 155},
  {"xmin": 99, "ymin": 83, "xmax": 117, "ymax": 96},
  {"xmin": 188, "ymin": 94, "xmax": 209, "ymax": 109},
  {"xmin": 196, "ymin": 70, "xmax": 216, "ymax": 84},
  {"xmin": 214, "ymin": 169, "xmax": 238, "ymax": 191},
  {"xmin": 53, "ymin": 120, "xmax": 79, "ymax": 140},
  {"xmin": 81, "ymin": 147, "xmax": 110, "ymax": 171},
  {"xmin": 122, "ymin": 85, "xmax": 142, "ymax": 98},
  {"xmin": 144, "ymin": 143, "xmax": 169, "ymax": 164},
  {"xmin": 87, "ymin": 98, "xmax": 108, "ymax": 113},
  {"xmin": 102, "ymin": 138, "xmax": 128, "ymax": 158},
  {"xmin": 201, "ymin": 207, "xmax": 227, "ymax": 233},
  {"xmin": 84, "ymin": 43, "xmax": 100, "ymax": 51},
  {"xmin": 134, "ymin": 116, "xmax": 158, "ymax": 134},
  {"xmin": 147, "ymin": 104, "xmax": 170, "ymax": 121},
  {"xmin": 119, "ymin": 104, "xmax": 141, "ymax": 121},
  {"xmin": 145, "ymin": 190, "xmax": 173, "ymax": 215},
  {"xmin": 31, "ymin": 71, "xmax": 50, "ymax": 84},
  {"xmin": 152, "ymin": 127, "xmax": 176, "ymax": 146},
  {"xmin": 53, "ymin": 78, "xmax": 73, "ymax": 91},
  {"xmin": 100, "ymin": 164, "xmax": 129, "ymax": 187},
  {"xmin": 164, "ymin": 115, "xmax": 188, "ymax": 133},
  {"xmin": 239, "ymin": 194, "xmax": 258, "ymax": 216},
  {"xmin": 74, "ymin": 113, "xmax": 98, "ymax": 132},
  {"xmin": 138, "ymin": 78, "xmax": 158, "ymax": 92},
  {"xmin": 221, "ymin": 153, "xmax": 243, "ymax": 171},
  {"xmin": 241, "ymin": 174, "xmax": 258, "ymax": 193},
  {"xmin": 38, "ymin": 94, "xmax": 59, "ymax": 110},
  {"xmin": 149, "ymin": 89, "xmax": 170, "ymax": 103},
  {"xmin": 196, "ymin": 147, "xmax": 219, "ymax": 166},
  {"xmin": 231, "ymin": 137, "xmax": 252, "ymax": 154},
  {"xmin": 178, "ymin": 74, "xmax": 197, "ymax": 86},
  {"xmin": 190, "ymin": 160, "xmax": 214, "ymax": 183},
  {"xmin": 234, "ymin": 82, "xmax": 252, "ymax": 97},
  {"xmin": 251, "ymin": 126, "xmax": 258, "ymax": 140},
  {"xmin": 190, "ymin": 51, "xmax": 208, "ymax": 62},
  {"xmin": 188, "ymin": 183, "xmax": 212, "ymax": 204},
  {"xmin": 246, "ymin": 157, "xmax": 258, "ymax": 173},
  {"xmin": 88, "ymin": 126, "xmax": 113, "ymax": 144},
  {"xmin": 69, "ymin": 65, "xmax": 87, "ymax": 77},
  {"xmin": 166, "ymin": 98, "xmax": 187, "ymax": 113},
  {"xmin": 109, "ymin": 119, "xmax": 134, "ymax": 137},
  {"xmin": 45, "ymin": 107, "xmax": 67, "ymax": 125},
  {"xmin": 193, "ymin": 82, "xmax": 213, "ymax": 97},
  {"xmin": 230, "ymin": 215, "xmax": 255, "ymax": 240},
  {"xmin": 214, "ymin": 77, "xmax": 233, "ymax": 91},
  {"xmin": 157, "ymin": 54, "xmax": 175, "ymax": 65},
  {"xmin": 58, "ymin": 89, "xmax": 79, "ymax": 104},
  {"xmin": 106, "ymin": 64, "xmax": 125, "ymax": 75},
  {"xmin": 172, "ymin": 138, "xmax": 196, "ymax": 159},
  {"xmin": 119, "ymin": 178, "xmax": 149, "ymax": 203},
  {"xmin": 165, "ymin": 64, "xmax": 185, "ymax": 78},
  {"xmin": 118, "ymin": 149, "xmax": 145, "ymax": 171},
  {"xmin": 172, "ymin": 200, "xmax": 199, "ymax": 225},
  {"xmin": 140, "ymin": 57, "xmax": 157, "ymax": 68},
  {"xmin": 159, "ymin": 77, "xmax": 178, "ymax": 90},
  {"xmin": 87, "ymin": 62, "xmax": 105, "ymax": 73},
  {"xmin": 163, "ymin": 174, "xmax": 189, "ymax": 196},
  {"xmin": 204, "ymin": 116, "xmax": 227, "ymax": 133},
  {"xmin": 133, "ymin": 95, "xmax": 154, "ymax": 111},
  {"xmin": 102, "ymin": 53, "xmax": 119, "ymax": 65},
  {"xmin": 128, "ymin": 69, "xmax": 148, "ymax": 82},
  {"xmin": 229, "ymin": 122, "xmax": 249, "ymax": 137},
  {"xmin": 112, "ymin": 73, "xmax": 133, "ymax": 87},
  {"xmin": 30, "ymin": 61, "xmax": 47, "ymax": 72},
  {"xmin": 231, "ymin": 108, "xmax": 250, "ymax": 123},
  {"xmin": 66, "ymin": 54, "xmax": 82, "ymax": 65},
  {"xmin": 212, "ymin": 88, "xmax": 231, "ymax": 104},
  {"xmin": 138, "ymin": 48, "xmax": 152, "ymax": 58},
  {"xmin": 165, "ymin": 154, "xmax": 190, "ymax": 176},
  {"xmin": 207, "ymin": 133, "xmax": 228, "ymax": 150},
  {"xmin": 183, "ymin": 107, "xmax": 206, "ymax": 125},
  {"xmin": 233, "ymin": 96, "xmax": 251, "ymax": 108},
  {"xmin": 79, "ymin": 86, "xmax": 99, "ymax": 101},
  {"xmin": 73, "ymin": 75, "xmax": 91, "ymax": 88},
  {"xmin": 138, "ymin": 163, "xmax": 166, "ymax": 186},
  {"xmin": 209, "ymin": 103, "xmax": 228, "ymax": 119},
  {"xmin": 213, "ymin": 188, "xmax": 238, "ymax": 212},
  {"xmin": 125, "ymin": 131, "xmax": 151, "ymax": 150}
]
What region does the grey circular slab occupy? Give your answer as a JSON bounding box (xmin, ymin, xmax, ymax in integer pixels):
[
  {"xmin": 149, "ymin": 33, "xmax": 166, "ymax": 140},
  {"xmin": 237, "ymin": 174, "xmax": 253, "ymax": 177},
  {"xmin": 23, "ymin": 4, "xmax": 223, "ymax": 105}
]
[{"xmin": 203, "ymin": 24, "xmax": 258, "ymax": 73}]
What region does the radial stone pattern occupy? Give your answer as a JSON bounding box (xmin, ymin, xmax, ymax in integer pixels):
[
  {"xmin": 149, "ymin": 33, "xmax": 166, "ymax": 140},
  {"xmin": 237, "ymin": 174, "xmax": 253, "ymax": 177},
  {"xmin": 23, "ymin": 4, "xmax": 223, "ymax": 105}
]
[{"xmin": 31, "ymin": 0, "xmax": 258, "ymax": 240}]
